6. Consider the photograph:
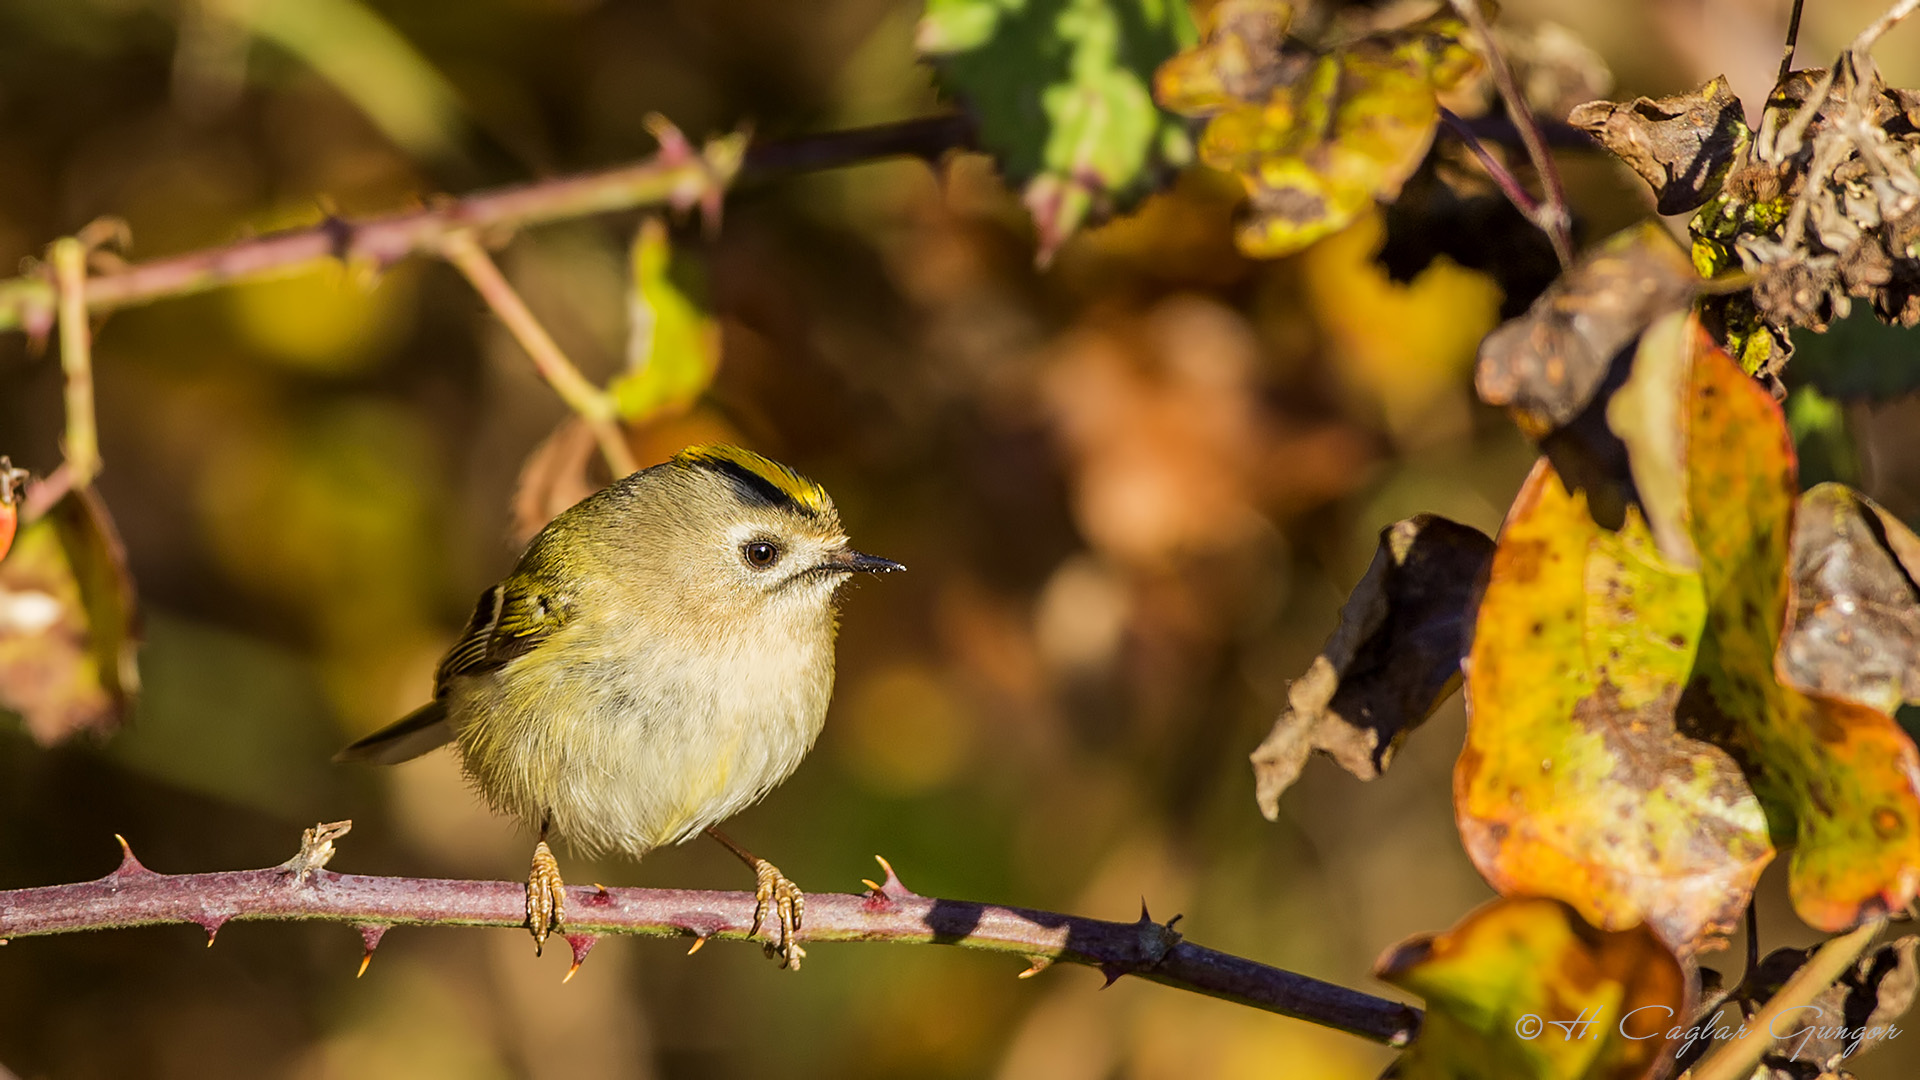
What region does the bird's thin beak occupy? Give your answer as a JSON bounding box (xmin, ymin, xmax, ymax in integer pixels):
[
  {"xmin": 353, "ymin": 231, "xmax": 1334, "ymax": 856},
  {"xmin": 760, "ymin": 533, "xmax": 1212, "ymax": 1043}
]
[{"xmin": 823, "ymin": 548, "xmax": 905, "ymax": 574}]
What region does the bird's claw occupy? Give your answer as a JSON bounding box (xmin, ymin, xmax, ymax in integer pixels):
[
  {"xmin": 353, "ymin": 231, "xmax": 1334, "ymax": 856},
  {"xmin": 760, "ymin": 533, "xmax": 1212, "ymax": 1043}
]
[
  {"xmin": 526, "ymin": 841, "xmax": 566, "ymax": 955},
  {"xmin": 750, "ymin": 858, "xmax": 806, "ymax": 971}
]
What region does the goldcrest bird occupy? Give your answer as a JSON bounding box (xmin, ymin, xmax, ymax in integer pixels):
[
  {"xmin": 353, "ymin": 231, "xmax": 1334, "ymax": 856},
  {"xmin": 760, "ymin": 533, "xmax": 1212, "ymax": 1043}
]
[{"xmin": 337, "ymin": 445, "xmax": 902, "ymax": 968}]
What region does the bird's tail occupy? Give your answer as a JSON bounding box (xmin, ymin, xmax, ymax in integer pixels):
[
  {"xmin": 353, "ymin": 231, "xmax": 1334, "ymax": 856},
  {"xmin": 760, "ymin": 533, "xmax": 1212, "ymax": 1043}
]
[{"xmin": 334, "ymin": 701, "xmax": 453, "ymax": 765}]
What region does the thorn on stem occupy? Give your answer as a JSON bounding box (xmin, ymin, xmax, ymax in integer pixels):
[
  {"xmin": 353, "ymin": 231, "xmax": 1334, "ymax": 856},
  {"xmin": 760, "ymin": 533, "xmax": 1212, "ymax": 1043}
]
[
  {"xmin": 356, "ymin": 952, "xmax": 374, "ymax": 978},
  {"xmin": 869, "ymin": 855, "xmax": 916, "ymax": 901},
  {"xmin": 111, "ymin": 834, "xmax": 151, "ymax": 877},
  {"xmin": 686, "ymin": 934, "xmax": 709, "ymax": 956},
  {"xmin": 1017, "ymin": 956, "xmax": 1053, "ymax": 979},
  {"xmin": 563, "ymin": 934, "xmax": 598, "ymax": 983},
  {"xmin": 1100, "ymin": 964, "xmax": 1126, "ymax": 989}
]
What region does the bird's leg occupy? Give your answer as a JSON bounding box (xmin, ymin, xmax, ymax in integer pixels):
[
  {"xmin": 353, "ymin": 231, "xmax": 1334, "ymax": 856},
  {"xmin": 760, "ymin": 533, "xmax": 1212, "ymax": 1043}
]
[
  {"xmin": 706, "ymin": 826, "xmax": 805, "ymax": 970},
  {"xmin": 526, "ymin": 819, "xmax": 566, "ymax": 955}
]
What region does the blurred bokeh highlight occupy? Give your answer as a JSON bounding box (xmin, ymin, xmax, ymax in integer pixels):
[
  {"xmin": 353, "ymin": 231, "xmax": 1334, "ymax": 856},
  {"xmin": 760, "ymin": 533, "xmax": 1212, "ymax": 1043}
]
[{"xmin": 5, "ymin": 0, "xmax": 1920, "ymax": 1077}]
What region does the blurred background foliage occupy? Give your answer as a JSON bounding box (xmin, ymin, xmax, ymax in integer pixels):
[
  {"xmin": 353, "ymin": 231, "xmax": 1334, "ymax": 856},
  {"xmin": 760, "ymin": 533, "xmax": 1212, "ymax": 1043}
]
[{"xmin": 5, "ymin": 0, "xmax": 1920, "ymax": 1078}]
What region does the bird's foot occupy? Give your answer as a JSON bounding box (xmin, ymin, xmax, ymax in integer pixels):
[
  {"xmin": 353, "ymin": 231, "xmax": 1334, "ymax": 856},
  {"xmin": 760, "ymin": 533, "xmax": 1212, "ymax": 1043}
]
[
  {"xmin": 526, "ymin": 840, "xmax": 566, "ymax": 955},
  {"xmin": 750, "ymin": 858, "xmax": 806, "ymax": 971}
]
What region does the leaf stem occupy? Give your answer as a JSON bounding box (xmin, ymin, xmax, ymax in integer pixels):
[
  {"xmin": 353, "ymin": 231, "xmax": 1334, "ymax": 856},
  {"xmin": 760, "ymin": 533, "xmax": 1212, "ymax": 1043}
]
[
  {"xmin": 1446, "ymin": 0, "xmax": 1575, "ymax": 268},
  {"xmin": 49, "ymin": 239, "xmax": 100, "ymax": 490},
  {"xmin": 1681, "ymin": 917, "xmax": 1885, "ymax": 1080},
  {"xmin": 440, "ymin": 231, "xmax": 638, "ymax": 478},
  {"xmin": 0, "ymin": 831, "xmax": 1424, "ymax": 1048},
  {"xmin": 1437, "ymin": 105, "xmax": 1542, "ymax": 217}
]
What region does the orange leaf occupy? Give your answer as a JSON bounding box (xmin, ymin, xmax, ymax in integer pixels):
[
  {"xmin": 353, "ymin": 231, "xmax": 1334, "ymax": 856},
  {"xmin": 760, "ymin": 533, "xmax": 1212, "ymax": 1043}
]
[
  {"xmin": 1679, "ymin": 326, "xmax": 1920, "ymax": 931},
  {"xmin": 1458, "ymin": 457, "xmax": 1771, "ymax": 953},
  {"xmin": 1377, "ymin": 897, "xmax": 1688, "ymax": 1080}
]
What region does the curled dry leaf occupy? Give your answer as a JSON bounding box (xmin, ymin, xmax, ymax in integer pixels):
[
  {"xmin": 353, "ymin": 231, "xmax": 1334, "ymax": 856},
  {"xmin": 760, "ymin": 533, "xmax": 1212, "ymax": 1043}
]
[
  {"xmin": 1249, "ymin": 514, "xmax": 1493, "ymax": 818},
  {"xmin": 1376, "ymin": 897, "xmax": 1688, "ymax": 1080},
  {"xmin": 0, "ymin": 488, "xmax": 140, "ymax": 745},
  {"xmin": 1156, "ymin": 2, "xmax": 1479, "ymax": 257},
  {"xmin": 511, "ymin": 416, "xmax": 604, "ymax": 546},
  {"xmin": 1737, "ymin": 935, "xmax": 1918, "ymax": 1075},
  {"xmin": 1475, "ymin": 222, "xmax": 1698, "ymax": 438},
  {"xmin": 1782, "ymin": 483, "xmax": 1920, "ymax": 716},
  {"xmin": 1456, "ymin": 457, "xmax": 1771, "ymax": 954},
  {"xmin": 1569, "ymin": 76, "xmax": 1747, "ymax": 216}
]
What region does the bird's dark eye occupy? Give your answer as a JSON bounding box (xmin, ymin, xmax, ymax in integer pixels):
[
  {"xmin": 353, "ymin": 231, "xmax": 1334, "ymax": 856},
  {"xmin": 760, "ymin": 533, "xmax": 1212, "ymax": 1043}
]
[{"xmin": 742, "ymin": 540, "xmax": 781, "ymax": 568}]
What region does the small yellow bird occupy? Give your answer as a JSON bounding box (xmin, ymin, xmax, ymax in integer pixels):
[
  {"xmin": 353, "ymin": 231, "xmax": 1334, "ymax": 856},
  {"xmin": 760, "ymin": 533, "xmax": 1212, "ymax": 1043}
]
[{"xmin": 338, "ymin": 445, "xmax": 902, "ymax": 968}]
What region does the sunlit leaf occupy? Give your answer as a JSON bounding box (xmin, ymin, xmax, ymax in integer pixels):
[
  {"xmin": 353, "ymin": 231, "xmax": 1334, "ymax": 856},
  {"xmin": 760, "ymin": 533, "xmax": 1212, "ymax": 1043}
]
[
  {"xmin": 919, "ymin": 0, "xmax": 1197, "ymax": 263},
  {"xmin": 1156, "ymin": 3, "xmax": 1478, "ymax": 258},
  {"xmin": 1679, "ymin": 326, "xmax": 1920, "ymax": 931},
  {"xmin": 1568, "ymin": 76, "xmax": 1747, "ymax": 216},
  {"xmin": 1457, "ymin": 457, "xmax": 1771, "ymax": 953},
  {"xmin": 0, "ymin": 489, "xmax": 140, "ymax": 745},
  {"xmin": 1250, "ymin": 514, "xmax": 1492, "ymax": 816},
  {"xmin": 1377, "ymin": 897, "xmax": 1687, "ymax": 1080},
  {"xmin": 607, "ymin": 218, "xmax": 719, "ymax": 422}
]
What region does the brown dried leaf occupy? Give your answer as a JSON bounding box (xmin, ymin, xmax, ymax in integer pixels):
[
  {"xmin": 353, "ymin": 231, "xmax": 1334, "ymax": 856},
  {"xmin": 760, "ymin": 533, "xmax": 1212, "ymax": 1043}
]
[
  {"xmin": 1476, "ymin": 222, "xmax": 1698, "ymax": 437},
  {"xmin": 510, "ymin": 416, "xmax": 602, "ymax": 546},
  {"xmin": 1570, "ymin": 76, "xmax": 1748, "ymax": 215},
  {"xmin": 0, "ymin": 489, "xmax": 140, "ymax": 744},
  {"xmin": 1250, "ymin": 514, "xmax": 1493, "ymax": 817},
  {"xmin": 1782, "ymin": 483, "xmax": 1920, "ymax": 715},
  {"xmin": 1741, "ymin": 936, "xmax": 1919, "ymax": 1074}
]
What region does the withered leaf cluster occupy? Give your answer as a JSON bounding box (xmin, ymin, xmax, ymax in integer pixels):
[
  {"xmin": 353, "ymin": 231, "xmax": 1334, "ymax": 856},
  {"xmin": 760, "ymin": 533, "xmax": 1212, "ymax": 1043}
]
[{"xmin": 1574, "ymin": 43, "xmax": 1920, "ymax": 377}]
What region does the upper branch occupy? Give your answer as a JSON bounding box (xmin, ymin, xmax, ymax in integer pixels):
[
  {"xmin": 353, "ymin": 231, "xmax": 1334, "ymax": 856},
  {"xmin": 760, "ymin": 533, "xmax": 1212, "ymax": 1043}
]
[
  {"xmin": 0, "ymin": 115, "xmax": 984, "ymax": 338},
  {"xmin": 0, "ymin": 834, "xmax": 1420, "ymax": 1049}
]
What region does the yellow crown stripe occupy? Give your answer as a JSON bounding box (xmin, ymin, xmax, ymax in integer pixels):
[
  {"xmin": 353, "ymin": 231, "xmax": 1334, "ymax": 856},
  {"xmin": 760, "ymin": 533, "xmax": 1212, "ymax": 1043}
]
[{"xmin": 673, "ymin": 444, "xmax": 830, "ymax": 515}]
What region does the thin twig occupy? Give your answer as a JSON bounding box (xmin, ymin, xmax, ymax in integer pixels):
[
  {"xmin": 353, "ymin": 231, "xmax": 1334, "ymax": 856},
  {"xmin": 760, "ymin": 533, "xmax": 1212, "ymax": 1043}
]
[
  {"xmin": 440, "ymin": 231, "xmax": 638, "ymax": 477},
  {"xmin": 49, "ymin": 238, "xmax": 100, "ymax": 489},
  {"xmin": 0, "ymin": 121, "xmax": 751, "ymax": 335},
  {"xmin": 1681, "ymin": 917, "xmax": 1886, "ymax": 1080},
  {"xmin": 0, "ymin": 832, "xmax": 1423, "ymax": 1048},
  {"xmin": 1447, "ymin": 0, "xmax": 1575, "ymax": 268},
  {"xmin": 1779, "ymin": 0, "xmax": 1807, "ymax": 82},
  {"xmin": 1438, "ymin": 106, "xmax": 1542, "ymax": 216}
]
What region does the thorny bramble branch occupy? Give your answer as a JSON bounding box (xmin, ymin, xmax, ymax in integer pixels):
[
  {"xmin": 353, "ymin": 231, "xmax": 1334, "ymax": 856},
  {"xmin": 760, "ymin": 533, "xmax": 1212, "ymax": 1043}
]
[
  {"xmin": 0, "ymin": 107, "xmax": 1591, "ymax": 342},
  {"xmin": 0, "ymin": 825, "xmax": 1421, "ymax": 1049}
]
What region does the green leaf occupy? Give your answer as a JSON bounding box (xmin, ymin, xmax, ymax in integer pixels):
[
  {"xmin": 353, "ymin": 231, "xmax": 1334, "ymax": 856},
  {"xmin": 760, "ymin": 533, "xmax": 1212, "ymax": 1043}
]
[
  {"xmin": 919, "ymin": 0, "xmax": 1197, "ymax": 263},
  {"xmin": 607, "ymin": 218, "xmax": 719, "ymax": 423},
  {"xmin": 1377, "ymin": 897, "xmax": 1688, "ymax": 1080}
]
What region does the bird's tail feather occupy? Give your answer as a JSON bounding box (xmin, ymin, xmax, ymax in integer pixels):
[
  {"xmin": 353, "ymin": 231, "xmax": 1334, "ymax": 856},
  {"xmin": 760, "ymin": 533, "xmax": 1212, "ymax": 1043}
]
[{"xmin": 334, "ymin": 701, "xmax": 453, "ymax": 765}]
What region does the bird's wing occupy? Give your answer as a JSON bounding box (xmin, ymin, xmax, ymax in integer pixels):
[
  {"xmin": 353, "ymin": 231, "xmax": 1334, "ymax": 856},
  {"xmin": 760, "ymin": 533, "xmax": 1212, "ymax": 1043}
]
[
  {"xmin": 336, "ymin": 580, "xmax": 571, "ymax": 766},
  {"xmin": 435, "ymin": 579, "xmax": 572, "ymax": 691}
]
